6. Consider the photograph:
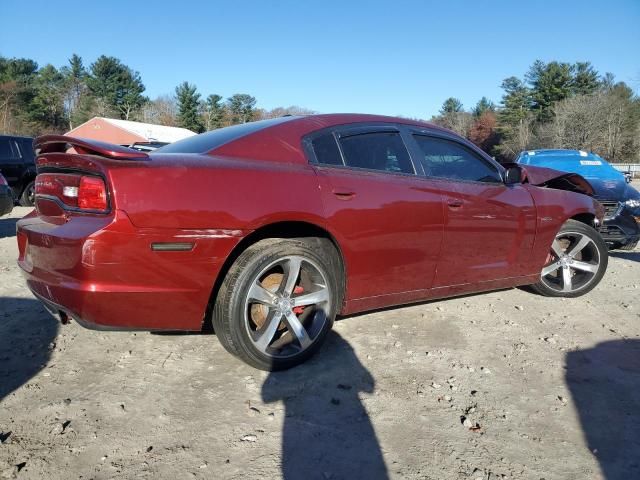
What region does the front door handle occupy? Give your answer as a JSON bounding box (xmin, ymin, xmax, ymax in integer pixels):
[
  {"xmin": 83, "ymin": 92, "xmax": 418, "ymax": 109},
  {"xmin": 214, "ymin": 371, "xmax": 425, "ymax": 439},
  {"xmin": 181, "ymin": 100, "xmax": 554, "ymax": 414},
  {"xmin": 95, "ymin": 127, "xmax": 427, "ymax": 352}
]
[{"xmin": 447, "ymin": 199, "xmax": 463, "ymax": 209}]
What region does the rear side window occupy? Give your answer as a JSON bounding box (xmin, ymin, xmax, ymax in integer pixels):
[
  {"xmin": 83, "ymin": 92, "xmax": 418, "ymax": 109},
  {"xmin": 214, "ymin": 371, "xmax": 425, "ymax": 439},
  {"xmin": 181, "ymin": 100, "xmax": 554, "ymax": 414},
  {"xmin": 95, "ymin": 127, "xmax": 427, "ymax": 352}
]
[
  {"xmin": 0, "ymin": 138, "xmax": 20, "ymax": 160},
  {"xmin": 339, "ymin": 132, "xmax": 414, "ymax": 174},
  {"xmin": 311, "ymin": 133, "xmax": 343, "ymax": 166},
  {"xmin": 413, "ymin": 135, "xmax": 501, "ymax": 183},
  {"xmin": 18, "ymin": 138, "xmax": 34, "ymax": 163}
]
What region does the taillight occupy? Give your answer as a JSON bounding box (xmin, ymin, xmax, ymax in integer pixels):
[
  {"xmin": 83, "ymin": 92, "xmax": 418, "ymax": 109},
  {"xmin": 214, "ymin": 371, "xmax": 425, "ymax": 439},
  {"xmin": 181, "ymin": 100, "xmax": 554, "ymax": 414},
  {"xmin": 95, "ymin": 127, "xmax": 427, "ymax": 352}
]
[
  {"xmin": 78, "ymin": 176, "xmax": 107, "ymax": 210},
  {"xmin": 35, "ymin": 173, "xmax": 108, "ymax": 212},
  {"xmin": 0, "ymin": 174, "xmax": 7, "ymax": 186}
]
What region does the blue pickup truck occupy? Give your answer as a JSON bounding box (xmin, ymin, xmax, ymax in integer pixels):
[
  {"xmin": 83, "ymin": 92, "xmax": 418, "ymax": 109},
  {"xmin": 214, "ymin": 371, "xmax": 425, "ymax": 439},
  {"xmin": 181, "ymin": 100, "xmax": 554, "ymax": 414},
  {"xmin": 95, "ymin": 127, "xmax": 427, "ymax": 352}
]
[{"xmin": 517, "ymin": 149, "xmax": 640, "ymax": 250}]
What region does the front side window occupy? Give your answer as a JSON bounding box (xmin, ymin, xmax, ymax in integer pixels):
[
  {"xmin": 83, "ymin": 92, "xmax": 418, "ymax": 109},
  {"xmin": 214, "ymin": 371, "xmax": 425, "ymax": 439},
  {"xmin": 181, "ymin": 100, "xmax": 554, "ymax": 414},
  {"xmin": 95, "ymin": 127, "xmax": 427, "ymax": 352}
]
[
  {"xmin": 413, "ymin": 135, "xmax": 501, "ymax": 183},
  {"xmin": 338, "ymin": 132, "xmax": 414, "ymax": 174}
]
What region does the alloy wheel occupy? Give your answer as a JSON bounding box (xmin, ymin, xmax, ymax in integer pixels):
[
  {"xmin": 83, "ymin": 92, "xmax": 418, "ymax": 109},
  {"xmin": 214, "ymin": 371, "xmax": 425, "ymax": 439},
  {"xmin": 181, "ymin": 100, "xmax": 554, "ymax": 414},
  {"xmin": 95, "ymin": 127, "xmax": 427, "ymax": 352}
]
[
  {"xmin": 540, "ymin": 231, "xmax": 601, "ymax": 293},
  {"xmin": 243, "ymin": 255, "xmax": 332, "ymax": 358}
]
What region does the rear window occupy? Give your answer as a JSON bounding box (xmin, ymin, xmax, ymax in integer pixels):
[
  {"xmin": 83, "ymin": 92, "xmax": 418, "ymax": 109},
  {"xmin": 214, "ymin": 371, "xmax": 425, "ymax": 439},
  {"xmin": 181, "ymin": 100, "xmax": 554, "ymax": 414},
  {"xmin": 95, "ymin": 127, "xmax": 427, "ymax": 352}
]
[
  {"xmin": 0, "ymin": 138, "xmax": 20, "ymax": 160},
  {"xmin": 311, "ymin": 133, "xmax": 343, "ymax": 166},
  {"xmin": 157, "ymin": 116, "xmax": 298, "ymax": 154},
  {"xmin": 338, "ymin": 132, "xmax": 414, "ymax": 174}
]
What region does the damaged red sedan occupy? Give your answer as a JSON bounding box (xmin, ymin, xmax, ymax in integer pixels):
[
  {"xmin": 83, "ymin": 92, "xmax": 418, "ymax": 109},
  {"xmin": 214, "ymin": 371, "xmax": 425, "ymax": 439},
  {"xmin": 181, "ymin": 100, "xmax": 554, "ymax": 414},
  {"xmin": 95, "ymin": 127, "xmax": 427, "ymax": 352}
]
[{"xmin": 17, "ymin": 114, "xmax": 607, "ymax": 370}]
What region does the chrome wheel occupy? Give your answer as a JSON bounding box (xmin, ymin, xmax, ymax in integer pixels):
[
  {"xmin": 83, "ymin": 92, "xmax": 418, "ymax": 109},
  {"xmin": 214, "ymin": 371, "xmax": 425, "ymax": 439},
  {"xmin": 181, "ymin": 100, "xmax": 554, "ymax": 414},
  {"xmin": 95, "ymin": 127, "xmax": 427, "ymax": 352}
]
[
  {"xmin": 244, "ymin": 255, "xmax": 331, "ymax": 359},
  {"xmin": 540, "ymin": 231, "xmax": 601, "ymax": 293}
]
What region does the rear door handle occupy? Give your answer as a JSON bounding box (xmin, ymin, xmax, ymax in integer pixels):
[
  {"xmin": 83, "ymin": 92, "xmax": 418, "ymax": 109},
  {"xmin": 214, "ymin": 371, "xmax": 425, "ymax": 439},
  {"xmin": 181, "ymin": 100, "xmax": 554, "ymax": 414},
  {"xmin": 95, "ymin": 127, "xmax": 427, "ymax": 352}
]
[
  {"xmin": 332, "ymin": 189, "xmax": 356, "ymax": 200},
  {"xmin": 447, "ymin": 199, "xmax": 463, "ymax": 209}
]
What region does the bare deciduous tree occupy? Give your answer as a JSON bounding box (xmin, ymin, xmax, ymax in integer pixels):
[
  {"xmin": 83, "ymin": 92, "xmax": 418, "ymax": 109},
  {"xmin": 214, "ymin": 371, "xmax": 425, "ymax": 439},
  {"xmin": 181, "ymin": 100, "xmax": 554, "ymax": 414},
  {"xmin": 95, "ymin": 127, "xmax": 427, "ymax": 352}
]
[{"xmin": 138, "ymin": 95, "xmax": 178, "ymax": 126}]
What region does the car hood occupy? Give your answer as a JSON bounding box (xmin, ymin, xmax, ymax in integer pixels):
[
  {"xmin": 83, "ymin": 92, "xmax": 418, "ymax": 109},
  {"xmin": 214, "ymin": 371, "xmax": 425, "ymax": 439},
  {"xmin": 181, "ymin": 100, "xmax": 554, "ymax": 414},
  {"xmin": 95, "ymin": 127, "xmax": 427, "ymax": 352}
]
[
  {"xmin": 518, "ymin": 164, "xmax": 595, "ymax": 196},
  {"xmin": 518, "ymin": 154, "xmax": 630, "ymax": 200}
]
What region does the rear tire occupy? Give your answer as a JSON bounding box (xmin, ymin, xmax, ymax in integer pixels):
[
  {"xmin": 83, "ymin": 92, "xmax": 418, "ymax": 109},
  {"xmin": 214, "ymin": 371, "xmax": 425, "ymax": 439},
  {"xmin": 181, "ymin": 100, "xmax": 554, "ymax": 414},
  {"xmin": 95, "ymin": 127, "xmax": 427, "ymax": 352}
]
[
  {"xmin": 531, "ymin": 219, "xmax": 608, "ymax": 298},
  {"xmin": 212, "ymin": 237, "xmax": 341, "ymax": 371},
  {"xmin": 19, "ymin": 180, "xmax": 35, "ymax": 207}
]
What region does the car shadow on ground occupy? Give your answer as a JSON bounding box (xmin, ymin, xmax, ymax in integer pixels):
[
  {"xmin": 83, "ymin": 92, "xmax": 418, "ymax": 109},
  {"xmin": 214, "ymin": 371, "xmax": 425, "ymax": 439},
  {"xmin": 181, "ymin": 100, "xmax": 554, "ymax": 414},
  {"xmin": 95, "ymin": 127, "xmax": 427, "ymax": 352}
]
[
  {"xmin": 609, "ymin": 250, "xmax": 640, "ymax": 263},
  {"xmin": 261, "ymin": 331, "xmax": 388, "ymax": 479},
  {"xmin": 566, "ymin": 339, "xmax": 640, "ymax": 479},
  {"xmin": 0, "ymin": 297, "xmax": 58, "ymax": 403},
  {"xmin": 0, "ymin": 216, "xmax": 18, "ymax": 239}
]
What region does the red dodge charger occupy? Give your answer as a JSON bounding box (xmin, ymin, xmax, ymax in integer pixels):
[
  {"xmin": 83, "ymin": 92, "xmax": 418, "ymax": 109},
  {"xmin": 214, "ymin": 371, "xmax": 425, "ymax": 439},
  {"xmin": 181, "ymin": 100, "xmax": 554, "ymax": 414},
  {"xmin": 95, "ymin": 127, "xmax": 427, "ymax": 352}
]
[{"xmin": 17, "ymin": 114, "xmax": 607, "ymax": 370}]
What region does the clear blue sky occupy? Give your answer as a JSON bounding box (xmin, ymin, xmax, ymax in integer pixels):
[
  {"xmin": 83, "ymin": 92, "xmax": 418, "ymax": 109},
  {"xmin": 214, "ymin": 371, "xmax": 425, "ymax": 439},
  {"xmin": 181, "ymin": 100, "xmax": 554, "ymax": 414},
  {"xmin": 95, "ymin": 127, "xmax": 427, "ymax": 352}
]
[{"xmin": 1, "ymin": 0, "xmax": 638, "ymax": 118}]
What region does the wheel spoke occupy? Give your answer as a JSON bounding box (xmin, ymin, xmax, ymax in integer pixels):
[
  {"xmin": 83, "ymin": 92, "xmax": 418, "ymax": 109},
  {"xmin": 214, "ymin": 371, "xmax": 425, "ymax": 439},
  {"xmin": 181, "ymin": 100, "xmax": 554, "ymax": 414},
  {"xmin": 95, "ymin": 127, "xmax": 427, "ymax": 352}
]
[
  {"xmin": 294, "ymin": 287, "xmax": 330, "ymax": 306},
  {"xmin": 254, "ymin": 310, "xmax": 283, "ymax": 352},
  {"xmin": 571, "ymin": 261, "xmax": 598, "ymax": 273},
  {"xmin": 567, "ymin": 235, "xmax": 591, "ymax": 258},
  {"xmin": 562, "ymin": 267, "xmax": 573, "ymax": 292},
  {"xmin": 248, "ymin": 282, "xmax": 277, "ymax": 307},
  {"xmin": 542, "ymin": 261, "xmax": 561, "ymax": 276},
  {"xmin": 551, "ymin": 240, "xmax": 564, "ymax": 257},
  {"xmin": 281, "ymin": 257, "xmax": 302, "ymax": 295},
  {"xmin": 283, "ymin": 310, "xmax": 312, "ymax": 349}
]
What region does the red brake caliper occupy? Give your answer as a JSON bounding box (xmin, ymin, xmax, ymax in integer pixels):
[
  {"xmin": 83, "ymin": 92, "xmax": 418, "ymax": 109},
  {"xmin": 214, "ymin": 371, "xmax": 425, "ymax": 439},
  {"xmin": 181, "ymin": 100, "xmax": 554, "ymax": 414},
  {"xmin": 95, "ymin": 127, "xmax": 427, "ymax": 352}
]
[{"xmin": 292, "ymin": 286, "xmax": 305, "ymax": 315}]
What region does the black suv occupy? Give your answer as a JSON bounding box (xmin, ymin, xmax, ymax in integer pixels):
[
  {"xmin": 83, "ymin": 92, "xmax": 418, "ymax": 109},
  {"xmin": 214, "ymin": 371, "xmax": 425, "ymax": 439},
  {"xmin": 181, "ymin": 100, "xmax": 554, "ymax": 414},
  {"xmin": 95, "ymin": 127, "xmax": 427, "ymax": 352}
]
[{"xmin": 0, "ymin": 135, "xmax": 36, "ymax": 206}]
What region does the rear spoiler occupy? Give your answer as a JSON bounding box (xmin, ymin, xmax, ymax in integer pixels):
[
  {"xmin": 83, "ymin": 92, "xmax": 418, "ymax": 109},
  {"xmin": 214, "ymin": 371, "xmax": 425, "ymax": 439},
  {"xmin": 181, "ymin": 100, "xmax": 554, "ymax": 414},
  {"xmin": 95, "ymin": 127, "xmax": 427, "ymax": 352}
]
[{"xmin": 34, "ymin": 135, "xmax": 149, "ymax": 160}]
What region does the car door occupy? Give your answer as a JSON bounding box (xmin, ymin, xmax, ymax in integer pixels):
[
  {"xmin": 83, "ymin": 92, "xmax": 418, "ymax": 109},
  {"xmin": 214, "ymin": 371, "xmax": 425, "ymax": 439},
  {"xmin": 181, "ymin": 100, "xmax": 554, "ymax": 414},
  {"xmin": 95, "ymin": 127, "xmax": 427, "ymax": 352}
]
[
  {"xmin": 408, "ymin": 132, "xmax": 536, "ymax": 286},
  {"xmin": 304, "ymin": 125, "xmax": 445, "ymax": 302}
]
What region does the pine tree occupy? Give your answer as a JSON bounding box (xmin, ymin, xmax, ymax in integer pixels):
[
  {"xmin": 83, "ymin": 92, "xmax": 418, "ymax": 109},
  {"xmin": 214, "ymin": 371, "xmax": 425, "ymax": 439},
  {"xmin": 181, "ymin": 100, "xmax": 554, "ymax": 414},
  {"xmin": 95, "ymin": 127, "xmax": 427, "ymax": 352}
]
[
  {"xmin": 175, "ymin": 82, "xmax": 204, "ymax": 132},
  {"xmin": 572, "ymin": 62, "xmax": 600, "ymax": 95},
  {"xmin": 29, "ymin": 64, "xmax": 66, "ymax": 130},
  {"xmin": 61, "ymin": 54, "xmax": 88, "ymax": 128},
  {"xmin": 440, "ymin": 97, "xmax": 463, "ymax": 114},
  {"xmin": 86, "ymin": 55, "xmax": 146, "ymax": 119},
  {"xmin": 526, "ymin": 60, "xmax": 574, "ymax": 121},
  {"xmin": 203, "ymin": 94, "xmax": 225, "ymax": 130},
  {"xmin": 496, "ymin": 77, "xmax": 534, "ymax": 158},
  {"xmin": 226, "ymin": 94, "xmax": 256, "ymax": 124},
  {"xmin": 472, "ymin": 97, "xmax": 495, "ymax": 117}
]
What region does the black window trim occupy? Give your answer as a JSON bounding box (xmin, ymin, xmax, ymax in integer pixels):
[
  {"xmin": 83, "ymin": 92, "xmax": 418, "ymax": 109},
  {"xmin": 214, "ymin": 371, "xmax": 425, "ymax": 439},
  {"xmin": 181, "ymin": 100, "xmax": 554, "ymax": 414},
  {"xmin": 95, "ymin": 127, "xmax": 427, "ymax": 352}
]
[
  {"xmin": 407, "ymin": 128, "xmax": 506, "ymax": 185},
  {"xmin": 302, "ymin": 122, "xmax": 420, "ymax": 178}
]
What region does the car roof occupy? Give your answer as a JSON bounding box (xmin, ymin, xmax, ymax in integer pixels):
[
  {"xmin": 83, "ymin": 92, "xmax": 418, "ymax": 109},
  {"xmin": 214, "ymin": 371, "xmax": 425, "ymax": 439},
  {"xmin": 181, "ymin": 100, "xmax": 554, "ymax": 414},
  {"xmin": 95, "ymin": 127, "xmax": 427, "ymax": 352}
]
[
  {"xmin": 187, "ymin": 113, "xmax": 451, "ymax": 164},
  {"xmin": 519, "ymin": 149, "xmax": 596, "ymax": 158},
  {"xmin": 0, "ymin": 134, "xmax": 33, "ymax": 140}
]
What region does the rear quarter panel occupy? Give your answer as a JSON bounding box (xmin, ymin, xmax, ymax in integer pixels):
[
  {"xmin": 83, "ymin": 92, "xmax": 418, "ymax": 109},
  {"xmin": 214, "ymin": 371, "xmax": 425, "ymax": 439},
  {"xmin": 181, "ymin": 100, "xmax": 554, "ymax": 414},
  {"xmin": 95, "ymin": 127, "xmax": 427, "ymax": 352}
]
[{"xmin": 110, "ymin": 154, "xmax": 326, "ymax": 230}]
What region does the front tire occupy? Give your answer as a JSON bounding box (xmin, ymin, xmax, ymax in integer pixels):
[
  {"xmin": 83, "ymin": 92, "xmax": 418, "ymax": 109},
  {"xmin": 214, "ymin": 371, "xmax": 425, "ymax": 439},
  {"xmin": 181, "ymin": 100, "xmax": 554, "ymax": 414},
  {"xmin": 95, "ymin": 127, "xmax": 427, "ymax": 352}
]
[
  {"xmin": 212, "ymin": 238, "xmax": 341, "ymax": 370},
  {"xmin": 531, "ymin": 219, "xmax": 608, "ymax": 297}
]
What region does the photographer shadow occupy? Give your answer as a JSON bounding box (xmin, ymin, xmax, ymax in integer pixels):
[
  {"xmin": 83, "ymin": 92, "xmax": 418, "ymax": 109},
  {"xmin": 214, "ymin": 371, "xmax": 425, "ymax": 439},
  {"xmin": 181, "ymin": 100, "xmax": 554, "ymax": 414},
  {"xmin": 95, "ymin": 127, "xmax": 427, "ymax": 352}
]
[
  {"xmin": 566, "ymin": 339, "xmax": 640, "ymax": 479},
  {"xmin": 262, "ymin": 331, "xmax": 388, "ymax": 479},
  {"xmin": 0, "ymin": 297, "xmax": 58, "ymax": 402}
]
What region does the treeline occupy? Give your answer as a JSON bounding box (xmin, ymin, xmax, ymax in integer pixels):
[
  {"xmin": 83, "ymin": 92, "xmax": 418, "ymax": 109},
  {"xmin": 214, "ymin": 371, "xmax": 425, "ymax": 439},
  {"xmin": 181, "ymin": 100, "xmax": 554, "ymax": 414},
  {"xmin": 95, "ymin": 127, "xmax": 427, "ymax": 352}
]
[
  {"xmin": 431, "ymin": 60, "xmax": 640, "ymax": 162},
  {"xmin": 0, "ymin": 53, "xmax": 314, "ymax": 135},
  {"xmin": 2, "ymin": 55, "xmax": 638, "ymax": 162}
]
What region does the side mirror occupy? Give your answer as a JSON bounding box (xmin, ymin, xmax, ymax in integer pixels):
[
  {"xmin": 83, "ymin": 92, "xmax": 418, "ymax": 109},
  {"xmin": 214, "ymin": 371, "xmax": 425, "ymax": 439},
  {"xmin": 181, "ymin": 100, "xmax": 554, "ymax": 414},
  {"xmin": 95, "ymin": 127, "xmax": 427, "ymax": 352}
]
[{"xmin": 504, "ymin": 166, "xmax": 522, "ymax": 185}]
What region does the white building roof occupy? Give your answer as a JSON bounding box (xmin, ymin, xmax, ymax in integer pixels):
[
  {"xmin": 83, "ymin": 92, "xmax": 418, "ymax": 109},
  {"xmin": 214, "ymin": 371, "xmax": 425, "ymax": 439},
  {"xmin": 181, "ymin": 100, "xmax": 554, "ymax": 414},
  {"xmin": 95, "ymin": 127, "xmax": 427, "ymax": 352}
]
[{"xmin": 102, "ymin": 118, "xmax": 197, "ymax": 143}]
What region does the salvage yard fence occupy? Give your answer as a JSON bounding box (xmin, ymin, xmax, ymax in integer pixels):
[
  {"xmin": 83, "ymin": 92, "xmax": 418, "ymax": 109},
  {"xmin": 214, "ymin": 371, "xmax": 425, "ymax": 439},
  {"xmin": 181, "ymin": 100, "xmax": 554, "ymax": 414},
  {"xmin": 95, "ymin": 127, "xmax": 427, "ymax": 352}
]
[{"xmin": 611, "ymin": 164, "xmax": 640, "ymax": 179}]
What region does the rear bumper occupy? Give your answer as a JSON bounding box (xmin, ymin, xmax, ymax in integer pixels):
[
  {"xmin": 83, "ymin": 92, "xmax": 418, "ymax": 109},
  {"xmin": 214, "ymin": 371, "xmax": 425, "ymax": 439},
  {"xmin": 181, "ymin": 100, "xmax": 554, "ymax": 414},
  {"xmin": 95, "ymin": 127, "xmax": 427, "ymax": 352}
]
[{"xmin": 17, "ymin": 209, "xmax": 245, "ymax": 331}]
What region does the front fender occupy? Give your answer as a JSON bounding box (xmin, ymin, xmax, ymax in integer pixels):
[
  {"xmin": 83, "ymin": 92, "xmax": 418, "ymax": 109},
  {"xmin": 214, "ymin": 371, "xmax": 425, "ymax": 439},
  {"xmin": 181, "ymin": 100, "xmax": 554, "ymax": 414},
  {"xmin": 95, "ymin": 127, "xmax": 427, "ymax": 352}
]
[{"xmin": 525, "ymin": 184, "xmax": 602, "ymax": 274}]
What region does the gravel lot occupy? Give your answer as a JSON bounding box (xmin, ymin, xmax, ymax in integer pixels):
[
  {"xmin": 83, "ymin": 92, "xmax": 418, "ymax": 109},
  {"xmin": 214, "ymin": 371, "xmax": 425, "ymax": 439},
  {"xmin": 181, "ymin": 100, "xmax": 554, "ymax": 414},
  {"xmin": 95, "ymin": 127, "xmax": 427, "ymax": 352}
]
[{"xmin": 1, "ymin": 206, "xmax": 639, "ymax": 480}]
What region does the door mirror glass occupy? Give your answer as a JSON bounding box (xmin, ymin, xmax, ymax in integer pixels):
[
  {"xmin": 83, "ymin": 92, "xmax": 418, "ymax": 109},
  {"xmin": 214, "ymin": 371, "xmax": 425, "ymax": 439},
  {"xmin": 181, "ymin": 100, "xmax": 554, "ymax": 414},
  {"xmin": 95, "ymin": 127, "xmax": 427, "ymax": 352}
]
[{"xmin": 504, "ymin": 166, "xmax": 522, "ymax": 185}]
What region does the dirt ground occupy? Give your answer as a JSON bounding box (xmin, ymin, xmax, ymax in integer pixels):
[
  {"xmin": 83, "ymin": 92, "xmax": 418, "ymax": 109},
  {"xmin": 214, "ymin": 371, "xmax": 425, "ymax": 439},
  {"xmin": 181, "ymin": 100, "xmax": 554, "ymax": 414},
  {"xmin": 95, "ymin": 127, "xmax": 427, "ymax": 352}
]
[{"xmin": 0, "ymin": 206, "xmax": 639, "ymax": 480}]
